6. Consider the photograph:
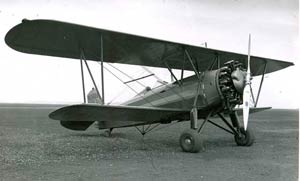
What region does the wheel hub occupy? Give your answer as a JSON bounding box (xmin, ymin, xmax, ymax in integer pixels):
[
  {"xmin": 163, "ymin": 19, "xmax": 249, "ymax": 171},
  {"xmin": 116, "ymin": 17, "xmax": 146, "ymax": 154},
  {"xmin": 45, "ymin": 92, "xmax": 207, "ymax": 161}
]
[{"xmin": 184, "ymin": 138, "xmax": 192, "ymax": 145}]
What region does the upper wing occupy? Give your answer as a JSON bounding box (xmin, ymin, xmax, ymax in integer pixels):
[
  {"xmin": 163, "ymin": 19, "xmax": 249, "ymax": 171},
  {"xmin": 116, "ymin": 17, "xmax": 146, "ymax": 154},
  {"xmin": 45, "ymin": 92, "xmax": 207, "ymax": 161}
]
[
  {"xmin": 5, "ymin": 19, "xmax": 293, "ymax": 76},
  {"xmin": 49, "ymin": 104, "xmax": 190, "ymax": 123}
]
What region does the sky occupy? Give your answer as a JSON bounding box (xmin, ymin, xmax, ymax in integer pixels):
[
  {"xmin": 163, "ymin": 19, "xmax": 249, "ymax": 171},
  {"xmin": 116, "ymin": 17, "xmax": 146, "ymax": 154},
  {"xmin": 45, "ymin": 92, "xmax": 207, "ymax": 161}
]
[{"xmin": 0, "ymin": 0, "xmax": 299, "ymax": 108}]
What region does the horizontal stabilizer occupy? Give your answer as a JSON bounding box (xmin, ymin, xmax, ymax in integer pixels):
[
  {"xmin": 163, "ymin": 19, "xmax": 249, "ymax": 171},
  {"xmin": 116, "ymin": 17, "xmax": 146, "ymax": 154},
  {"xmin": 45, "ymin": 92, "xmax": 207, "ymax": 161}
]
[
  {"xmin": 233, "ymin": 107, "xmax": 271, "ymax": 115},
  {"xmin": 49, "ymin": 104, "xmax": 189, "ymax": 124}
]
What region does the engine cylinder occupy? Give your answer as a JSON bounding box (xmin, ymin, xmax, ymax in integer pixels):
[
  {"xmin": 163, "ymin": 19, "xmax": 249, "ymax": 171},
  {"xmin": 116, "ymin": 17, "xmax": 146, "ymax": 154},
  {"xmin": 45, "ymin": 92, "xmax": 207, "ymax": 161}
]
[{"xmin": 217, "ymin": 60, "xmax": 245, "ymax": 111}]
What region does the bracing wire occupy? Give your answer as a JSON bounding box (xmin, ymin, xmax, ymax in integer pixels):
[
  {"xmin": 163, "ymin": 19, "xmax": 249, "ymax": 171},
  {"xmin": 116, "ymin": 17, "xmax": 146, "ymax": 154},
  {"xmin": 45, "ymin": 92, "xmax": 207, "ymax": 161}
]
[
  {"xmin": 103, "ymin": 66, "xmax": 155, "ymax": 106},
  {"xmin": 106, "ymin": 63, "xmax": 172, "ymax": 104}
]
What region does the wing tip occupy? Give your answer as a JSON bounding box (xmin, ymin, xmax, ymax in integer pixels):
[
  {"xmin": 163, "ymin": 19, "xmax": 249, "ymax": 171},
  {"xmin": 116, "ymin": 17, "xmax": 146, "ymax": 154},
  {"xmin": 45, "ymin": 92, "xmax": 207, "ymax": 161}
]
[
  {"xmin": 5, "ymin": 19, "xmax": 30, "ymax": 51},
  {"xmin": 49, "ymin": 109, "xmax": 60, "ymax": 120}
]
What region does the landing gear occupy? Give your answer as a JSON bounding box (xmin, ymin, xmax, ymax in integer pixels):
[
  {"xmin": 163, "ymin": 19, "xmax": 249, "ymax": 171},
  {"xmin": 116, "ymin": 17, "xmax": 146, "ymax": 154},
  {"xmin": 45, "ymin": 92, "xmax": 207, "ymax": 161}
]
[
  {"xmin": 234, "ymin": 127, "xmax": 254, "ymax": 146},
  {"xmin": 217, "ymin": 112, "xmax": 255, "ymax": 147},
  {"xmin": 180, "ymin": 110, "xmax": 255, "ymax": 153},
  {"xmin": 230, "ymin": 112, "xmax": 255, "ymax": 146},
  {"xmin": 179, "ymin": 129, "xmax": 203, "ymax": 153},
  {"xmin": 179, "ymin": 109, "xmax": 210, "ymax": 153}
]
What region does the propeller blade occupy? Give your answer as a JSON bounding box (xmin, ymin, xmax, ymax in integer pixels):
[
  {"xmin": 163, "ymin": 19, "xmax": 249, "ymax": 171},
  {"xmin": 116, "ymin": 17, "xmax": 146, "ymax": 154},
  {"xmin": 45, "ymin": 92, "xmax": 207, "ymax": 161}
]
[
  {"xmin": 243, "ymin": 34, "xmax": 251, "ymax": 130},
  {"xmin": 243, "ymin": 84, "xmax": 250, "ymax": 130}
]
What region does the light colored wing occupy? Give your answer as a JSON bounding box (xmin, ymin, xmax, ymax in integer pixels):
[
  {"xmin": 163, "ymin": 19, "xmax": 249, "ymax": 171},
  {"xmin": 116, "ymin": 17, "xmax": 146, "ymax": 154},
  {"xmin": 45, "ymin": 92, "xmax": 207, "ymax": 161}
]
[
  {"xmin": 5, "ymin": 19, "xmax": 293, "ymax": 76},
  {"xmin": 49, "ymin": 104, "xmax": 189, "ymax": 123}
]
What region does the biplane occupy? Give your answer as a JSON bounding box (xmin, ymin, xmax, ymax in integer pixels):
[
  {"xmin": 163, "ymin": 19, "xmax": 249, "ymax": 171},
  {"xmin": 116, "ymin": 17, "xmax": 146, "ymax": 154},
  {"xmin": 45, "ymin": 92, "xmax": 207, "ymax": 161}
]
[{"xmin": 5, "ymin": 19, "xmax": 294, "ymax": 153}]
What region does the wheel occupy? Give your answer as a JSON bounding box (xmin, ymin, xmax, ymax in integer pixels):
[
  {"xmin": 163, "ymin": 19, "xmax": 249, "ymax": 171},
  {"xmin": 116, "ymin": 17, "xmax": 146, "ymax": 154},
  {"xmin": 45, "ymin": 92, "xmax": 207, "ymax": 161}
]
[
  {"xmin": 179, "ymin": 129, "xmax": 203, "ymax": 153},
  {"xmin": 234, "ymin": 127, "xmax": 255, "ymax": 146}
]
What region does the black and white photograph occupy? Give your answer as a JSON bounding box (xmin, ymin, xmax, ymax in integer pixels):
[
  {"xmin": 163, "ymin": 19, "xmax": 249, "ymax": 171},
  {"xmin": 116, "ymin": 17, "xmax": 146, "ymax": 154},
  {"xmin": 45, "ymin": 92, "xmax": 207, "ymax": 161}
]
[{"xmin": 0, "ymin": 0, "xmax": 298, "ymax": 180}]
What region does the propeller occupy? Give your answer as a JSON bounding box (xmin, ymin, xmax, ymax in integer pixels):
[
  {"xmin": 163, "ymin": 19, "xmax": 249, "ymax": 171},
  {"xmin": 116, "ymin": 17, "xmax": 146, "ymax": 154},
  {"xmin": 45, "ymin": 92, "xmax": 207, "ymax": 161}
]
[{"xmin": 243, "ymin": 34, "xmax": 252, "ymax": 130}]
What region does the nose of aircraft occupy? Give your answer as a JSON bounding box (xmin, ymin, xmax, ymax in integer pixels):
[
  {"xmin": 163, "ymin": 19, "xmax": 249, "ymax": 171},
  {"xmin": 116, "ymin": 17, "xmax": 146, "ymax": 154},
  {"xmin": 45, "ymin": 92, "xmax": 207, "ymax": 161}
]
[{"xmin": 231, "ymin": 68, "xmax": 246, "ymax": 94}]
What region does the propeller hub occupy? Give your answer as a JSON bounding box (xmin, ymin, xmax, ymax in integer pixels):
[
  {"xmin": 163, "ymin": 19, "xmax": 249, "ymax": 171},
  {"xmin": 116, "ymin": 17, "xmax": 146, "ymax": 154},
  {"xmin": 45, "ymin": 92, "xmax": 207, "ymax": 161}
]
[{"xmin": 231, "ymin": 68, "xmax": 246, "ymax": 94}]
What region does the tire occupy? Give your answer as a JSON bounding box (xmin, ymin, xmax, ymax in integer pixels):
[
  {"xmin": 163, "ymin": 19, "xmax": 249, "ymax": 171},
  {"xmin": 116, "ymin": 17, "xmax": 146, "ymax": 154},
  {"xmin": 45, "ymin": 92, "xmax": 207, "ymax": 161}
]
[
  {"xmin": 179, "ymin": 129, "xmax": 203, "ymax": 153},
  {"xmin": 234, "ymin": 127, "xmax": 255, "ymax": 146}
]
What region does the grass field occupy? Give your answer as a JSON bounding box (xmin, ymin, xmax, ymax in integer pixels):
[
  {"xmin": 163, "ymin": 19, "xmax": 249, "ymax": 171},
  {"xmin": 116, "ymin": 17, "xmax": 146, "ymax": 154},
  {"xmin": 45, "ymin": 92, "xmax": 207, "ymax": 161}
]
[{"xmin": 0, "ymin": 103, "xmax": 298, "ymax": 180}]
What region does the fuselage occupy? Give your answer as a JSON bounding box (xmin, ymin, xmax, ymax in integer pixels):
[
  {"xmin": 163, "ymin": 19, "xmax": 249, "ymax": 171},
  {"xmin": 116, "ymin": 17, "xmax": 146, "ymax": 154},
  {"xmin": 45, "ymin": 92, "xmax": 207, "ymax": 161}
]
[
  {"xmin": 123, "ymin": 69, "xmax": 223, "ymax": 110},
  {"xmin": 123, "ymin": 62, "xmax": 245, "ymax": 116}
]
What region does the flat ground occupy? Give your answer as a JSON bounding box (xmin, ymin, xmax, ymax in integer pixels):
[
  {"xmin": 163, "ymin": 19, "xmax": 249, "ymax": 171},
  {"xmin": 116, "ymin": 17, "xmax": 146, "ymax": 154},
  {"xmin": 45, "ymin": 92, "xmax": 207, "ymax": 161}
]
[{"xmin": 0, "ymin": 104, "xmax": 298, "ymax": 181}]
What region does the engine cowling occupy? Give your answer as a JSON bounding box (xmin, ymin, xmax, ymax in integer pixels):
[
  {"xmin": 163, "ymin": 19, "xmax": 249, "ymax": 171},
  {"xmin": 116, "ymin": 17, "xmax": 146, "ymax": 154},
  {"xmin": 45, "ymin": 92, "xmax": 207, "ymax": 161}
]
[
  {"xmin": 217, "ymin": 60, "xmax": 246, "ymax": 111},
  {"xmin": 191, "ymin": 60, "xmax": 245, "ymax": 112}
]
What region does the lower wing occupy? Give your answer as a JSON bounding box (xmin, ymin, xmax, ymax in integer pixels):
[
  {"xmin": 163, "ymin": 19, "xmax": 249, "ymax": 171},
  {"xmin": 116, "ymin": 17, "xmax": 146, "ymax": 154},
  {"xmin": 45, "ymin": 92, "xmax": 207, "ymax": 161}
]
[
  {"xmin": 49, "ymin": 104, "xmax": 190, "ymax": 130},
  {"xmin": 49, "ymin": 104, "xmax": 270, "ymax": 130}
]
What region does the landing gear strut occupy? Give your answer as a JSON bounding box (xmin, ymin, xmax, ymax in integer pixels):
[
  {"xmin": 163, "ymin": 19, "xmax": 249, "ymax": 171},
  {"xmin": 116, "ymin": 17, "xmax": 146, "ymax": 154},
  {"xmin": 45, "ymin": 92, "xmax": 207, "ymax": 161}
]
[{"xmin": 179, "ymin": 109, "xmax": 211, "ymax": 153}]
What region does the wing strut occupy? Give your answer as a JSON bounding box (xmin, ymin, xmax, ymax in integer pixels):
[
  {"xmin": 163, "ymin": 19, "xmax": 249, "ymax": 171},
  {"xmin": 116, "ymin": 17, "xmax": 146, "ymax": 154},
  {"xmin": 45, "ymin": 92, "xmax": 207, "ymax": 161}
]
[
  {"xmin": 180, "ymin": 51, "xmax": 185, "ymax": 82},
  {"xmin": 250, "ymin": 85, "xmax": 256, "ymax": 105},
  {"xmin": 209, "ymin": 55, "xmax": 218, "ymax": 70},
  {"xmin": 163, "ymin": 60, "xmax": 181, "ymax": 85},
  {"xmin": 100, "ymin": 35, "xmax": 105, "ymax": 104},
  {"xmin": 255, "ymin": 61, "xmax": 268, "ymax": 107},
  {"xmin": 78, "ymin": 35, "xmax": 105, "ymax": 105},
  {"xmin": 184, "ymin": 47, "xmax": 202, "ymax": 129},
  {"xmin": 80, "ymin": 56, "xmax": 86, "ymax": 103},
  {"xmin": 208, "ymin": 54, "xmax": 221, "ymax": 70},
  {"xmin": 184, "ymin": 48, "xmax": 201, "ymax": 80},
  {"xmin": 80, "ymin": 50, "xmax": 102, "ymax": 104}
]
